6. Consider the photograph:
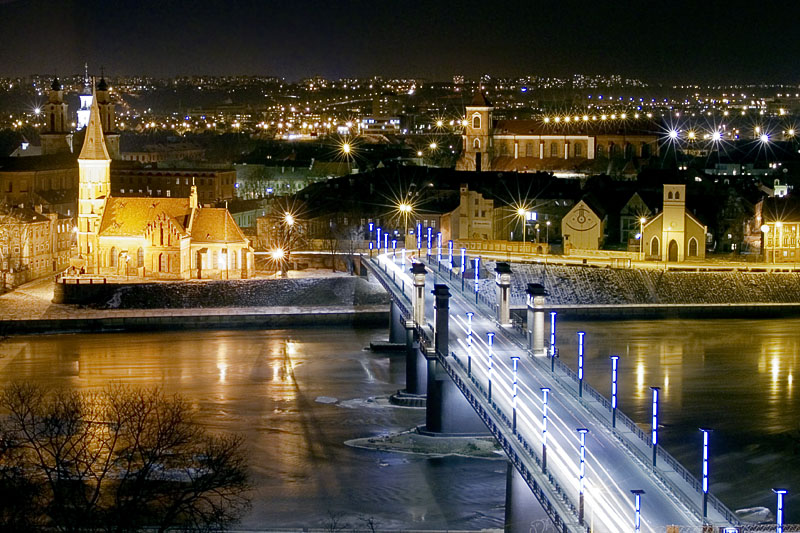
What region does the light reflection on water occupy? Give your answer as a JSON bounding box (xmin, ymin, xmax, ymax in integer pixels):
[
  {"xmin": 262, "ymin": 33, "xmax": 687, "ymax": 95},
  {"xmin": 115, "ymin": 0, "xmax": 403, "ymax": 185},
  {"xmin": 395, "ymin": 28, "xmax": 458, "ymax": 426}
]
[
  {"xmin": 0, "ymin": 328, "xmax": 506, "ymax": 530},
  {"xmin": 557, "ymin": 317, "xmax": 800, "ymax": 520}
]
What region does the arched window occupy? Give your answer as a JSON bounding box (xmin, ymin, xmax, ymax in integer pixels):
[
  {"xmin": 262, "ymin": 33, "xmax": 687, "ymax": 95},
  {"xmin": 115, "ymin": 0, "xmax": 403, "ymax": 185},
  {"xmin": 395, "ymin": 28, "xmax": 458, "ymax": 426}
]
[
  {"xmin": 526, "ymin": 142, "xmax": 533, "ymax": 157},
  {"xmin": 137, "ymin": 247, "xmax": 144, "ymax": 267},
  {"xmin": 109, "ymin": 247, "xmax": 117, "ymax": 268},
  {"xmin": 472, "ymin": 114, "xmax": 481, "ymax": 129},
  {"xmin": 160, "ymin": 225, "xmax": 164, "ymax": 245},
  {"xmin": 675, "ymin": 191, "xmax": 680, "ymax": 200},
  {"xmin": 473, "ymin": 138, "xmax": 481, "ymax": 149},
  {"xmin": 158, "ymin": 253, "xmax": 167, "ymax": 272},
  {"xmin": 650, "ymin": 237, "xmax": 660, "ymax": 257},
  {"xmin": 49, "ymin": 113, "xmax": 55, "ymax": 131},
  {"xmin": 688, "ymin": 237, "xmax": 698, "ymax": 257},
  {"xmin": 550, "ymin": 142, "xmax": 559, "ymax": 157},
  {"xmin": 574, "ymin": 142, "xmax": 583, "ymax": 157},
  {"xmin": 668, "ymin": 191, "xmax": 674, "ymax": 199},
  {"xmin": 624, "ymin": 143, "xmax": 633, "ymax": 159}
]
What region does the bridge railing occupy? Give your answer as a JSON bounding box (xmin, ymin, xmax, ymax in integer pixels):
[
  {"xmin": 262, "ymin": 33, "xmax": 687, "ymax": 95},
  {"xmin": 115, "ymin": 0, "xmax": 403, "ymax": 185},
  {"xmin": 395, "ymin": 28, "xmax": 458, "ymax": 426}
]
[{"xmin": 423, "ymin": 255, "xmax": 743, "ymax": 526}]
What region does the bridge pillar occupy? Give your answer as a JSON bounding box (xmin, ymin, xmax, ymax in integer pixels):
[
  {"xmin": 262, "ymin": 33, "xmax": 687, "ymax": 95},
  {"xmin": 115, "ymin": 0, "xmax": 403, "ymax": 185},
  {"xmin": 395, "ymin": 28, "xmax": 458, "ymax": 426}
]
[
  {"xmin": 411, "ymin": 262, "xmax": 427, "ymax": 328},
  {"xmin": 527, "ymin": 283, "xmax": 548, "ymax": 356},
  {"xmin": 495, "ymin": 262, "xmax": 512, "ymax": 327},
  {"xmin": 404, "ymin": 321, "xmax": 427, "ymax": 395},
  {"xmin": 388, "ymin": 301, "xmax": 404, "ymax": 344},
  {"xmin": 504, "ymin": 462, "xmax": 555, "ymax": 532},
  {"xmin": 424, "ymin": 284, "xmax": 488, "ymax": 435}
]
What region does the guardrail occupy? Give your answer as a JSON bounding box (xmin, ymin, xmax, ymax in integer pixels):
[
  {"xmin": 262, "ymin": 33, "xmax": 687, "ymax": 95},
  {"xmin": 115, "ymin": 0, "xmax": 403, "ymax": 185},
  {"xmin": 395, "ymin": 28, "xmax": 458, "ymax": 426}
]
[{"xmin": 421, "ymin": 254, "xmax": 743, "ymax": 526}]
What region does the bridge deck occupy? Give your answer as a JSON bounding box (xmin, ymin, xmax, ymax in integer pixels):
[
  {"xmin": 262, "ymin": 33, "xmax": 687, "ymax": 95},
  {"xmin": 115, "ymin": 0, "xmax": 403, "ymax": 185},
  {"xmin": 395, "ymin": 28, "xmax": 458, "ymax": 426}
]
[{"xmin": 365, "ymin": 254, "xmax": 740, "ymax": 533}]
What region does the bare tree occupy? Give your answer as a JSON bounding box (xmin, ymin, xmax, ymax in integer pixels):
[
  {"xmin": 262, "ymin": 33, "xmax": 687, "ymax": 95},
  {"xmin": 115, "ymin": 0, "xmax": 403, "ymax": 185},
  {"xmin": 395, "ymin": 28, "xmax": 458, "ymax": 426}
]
[{"xmin": 0, "ymin": 383, "xmax": 251, "ymax": 532}]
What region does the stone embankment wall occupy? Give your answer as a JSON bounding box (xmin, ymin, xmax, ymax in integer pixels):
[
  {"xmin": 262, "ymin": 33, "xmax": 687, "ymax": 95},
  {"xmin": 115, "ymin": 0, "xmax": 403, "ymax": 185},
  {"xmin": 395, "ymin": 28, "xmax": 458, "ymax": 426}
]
[
  {"xmin": 479, "ymin": 262, "xmax": 800, "ymax": 306},
  {"xmin": 54, "ymin": 277, "xmax": 390, "ymax": 309}
]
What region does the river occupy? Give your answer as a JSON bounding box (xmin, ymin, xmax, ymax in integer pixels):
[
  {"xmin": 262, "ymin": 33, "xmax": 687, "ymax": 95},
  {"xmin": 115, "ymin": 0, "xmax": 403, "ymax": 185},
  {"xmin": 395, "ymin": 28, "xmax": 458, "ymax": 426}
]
[{"xmin": 1, "ymin": 317, "xmax": 798, "ymax": 527}]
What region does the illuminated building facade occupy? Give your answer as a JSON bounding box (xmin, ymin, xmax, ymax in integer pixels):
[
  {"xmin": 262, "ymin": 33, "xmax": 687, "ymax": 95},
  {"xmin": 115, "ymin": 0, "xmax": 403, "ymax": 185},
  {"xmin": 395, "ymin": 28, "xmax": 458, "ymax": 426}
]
[
  {"xmin": 456, "ymin": 92, "xmax": 660, "ymax": 176},
  {"xmin": 641, "ymin": 185, "xmax": 706, "ymax": 261},
  {"xmin": 77, "ymin": 64, "xmax": 92, "ymax": 131},
  {"xmin": 77, "ymin": 92, "xmax": 253, "ymax": 279},
  {"xmin": 40, "ymin": 78, "xmax": 74, "ymax": 156}
]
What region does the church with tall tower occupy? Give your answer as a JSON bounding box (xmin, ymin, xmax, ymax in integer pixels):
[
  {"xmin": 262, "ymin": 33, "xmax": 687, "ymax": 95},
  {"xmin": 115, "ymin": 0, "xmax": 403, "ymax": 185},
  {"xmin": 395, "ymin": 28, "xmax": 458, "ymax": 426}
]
[
  {"xmin": 40, "ymin": 77, "xmax": 73, "ymax": 155},
  {"xmin": 76, "ymin": 63, "xmax": 93, "ymax": 131},
  {"xmin": 76, "ymin": 84, "xmax": 253, "ymax": 279}
]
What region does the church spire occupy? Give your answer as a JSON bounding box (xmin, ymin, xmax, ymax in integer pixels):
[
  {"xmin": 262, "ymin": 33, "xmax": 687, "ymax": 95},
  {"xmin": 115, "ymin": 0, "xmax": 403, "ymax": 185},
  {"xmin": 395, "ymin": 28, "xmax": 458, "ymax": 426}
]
[{"xmin": 79, "ymin": 81, "xmax": 110, "ymax": 161}]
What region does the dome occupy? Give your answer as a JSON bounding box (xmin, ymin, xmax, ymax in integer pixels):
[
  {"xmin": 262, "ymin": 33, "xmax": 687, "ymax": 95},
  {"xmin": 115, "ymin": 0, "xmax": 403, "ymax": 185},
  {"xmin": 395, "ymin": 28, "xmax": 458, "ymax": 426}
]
[
  {"xmin": 50, "ymin": 77, "xmax": 62, "ymax": 91},
  {"xmin": 96, "ymin": 77, "xmax": 108, "ymax": 91}
]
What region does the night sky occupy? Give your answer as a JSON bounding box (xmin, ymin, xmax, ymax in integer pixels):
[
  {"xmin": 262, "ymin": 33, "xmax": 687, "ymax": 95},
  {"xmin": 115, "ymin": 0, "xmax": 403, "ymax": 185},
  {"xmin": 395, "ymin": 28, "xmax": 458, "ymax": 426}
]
[{"xmin": 0, "ymin": 0, "xmax": 797, "ymax": 83}]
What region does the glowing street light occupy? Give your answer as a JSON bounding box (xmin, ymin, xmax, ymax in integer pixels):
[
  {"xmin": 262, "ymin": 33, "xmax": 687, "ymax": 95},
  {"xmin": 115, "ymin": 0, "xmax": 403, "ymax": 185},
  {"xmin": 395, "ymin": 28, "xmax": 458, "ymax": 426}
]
[
  {"xmin": 342, "ymin": 142, "xmax": 351, "ymax": 154},
  {"xmin": 651, "ymin": 386, "xmax": 660, "ymax": 467},
  {"xmin": 466, "ymin": 311, "xmax": 474, "ymax": 376},
  {"xmin": 774, "ymin": 488, "xmax": 788, "ymax": 533},
  {"xmin": 700, "ymin": 428, "xmax": 712, "ymax": 520},
  {"xmin": 549, "ymin": 310, "xmax": 557, "ymax": 363},
  {"xmin": 541, "ymin": 387, "xmax": 550, "ymax": 473},
  {"xmin": 611, "ymin": 355, "xmax": 620, "ymax": 427},
  {"xmin": 631, "ymin": 490, "xmax": 645, "ymax": 533},
  {"xmin": 669, "ymin": 129, "xmax": 679, "ymax": 140},
  {"xmin": 397, "ymin": 202, "xmax": 412, "ymax": 237},
  {"xmin": 377, "ymin": 227, "xmax": 382, "ymax": 252},
  {"xmin": 639, "ymin": 217, "xmax": 647, "ymax": 260},
  {"xmin": 577, "ymin": 428, "xmax": 589, "ymax": 525},
  {"xmin": 429, "ymin": 142, "xmax": 438, "ymax": 150},
  {"xmin": 487, "ymin": 332, "xmax": 495, "ymax": 402},
  {"xmin": 760, "ymin": 133, "xmax": 770, "ymax": 143},
  {"xmin": 510, "ymin": 355, "xmax": 520, "ymax": 432},
  {"xmin": 577, "ymin": 331, "xmax": 585, "ymax": 397},
  {"xmin": 516, "ymin": 207, "xmax": 528, "ymax": 242},
  {"xmin": 437, "ymin": 232, "xmax": 442, "ymax": 262}
]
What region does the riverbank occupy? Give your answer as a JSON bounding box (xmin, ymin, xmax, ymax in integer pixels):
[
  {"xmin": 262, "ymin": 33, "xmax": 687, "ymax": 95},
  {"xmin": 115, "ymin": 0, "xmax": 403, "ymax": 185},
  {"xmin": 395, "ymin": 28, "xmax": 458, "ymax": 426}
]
[{"xmin": 0, "ymin": 271, "xmax": 391, "ymax": 336}]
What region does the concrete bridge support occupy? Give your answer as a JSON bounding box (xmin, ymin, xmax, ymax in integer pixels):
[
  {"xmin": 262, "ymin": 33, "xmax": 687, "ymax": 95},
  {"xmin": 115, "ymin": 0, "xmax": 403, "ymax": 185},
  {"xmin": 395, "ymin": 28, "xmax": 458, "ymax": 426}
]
[
  {"xmin": 425, "ymin": 284, "xmax": 488, "ymax": 435},
  {"xmin": 495, "ymin": 262, "xmax": 512, "ymax": 327},
  {"xmin": 527, "ymin": 283, "xmax": 548, "ymax": 356},
  {"xmin": 403, "ymin": 320, "xmax": 427, "ymax": 396},
  {"xmin": 504, "ymin": 462, "xmax": 556, "ymax": 532},
  {"xmin": 389, "ymin": 301, "xmax": 405, "ymax": 344}
]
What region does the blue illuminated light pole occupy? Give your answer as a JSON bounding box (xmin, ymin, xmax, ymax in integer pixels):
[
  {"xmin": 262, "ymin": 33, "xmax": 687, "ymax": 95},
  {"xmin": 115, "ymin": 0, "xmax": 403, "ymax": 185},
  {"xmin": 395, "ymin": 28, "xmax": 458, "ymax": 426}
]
[
  {"xmin": 550, "ymin": 311, "xmax": 557, "ymax": 372},
  {"xmin": 426, "ymin": 227, "xmax": 432, "ymax": 258},
  {"xmin": 610, "ymin": 355, "xmax": 619, "ymax": 428},
  {"xmin": 368, "ymin": 222, "xmax": 374, "ymax": 241},
  {"xmin": 383, "ymin": 234, "xmax": 388, "ymax": 255},
  {"xmin": 369, "ymin": 241, "xmax": 374, "ymax": 258},
  {"xmin": 541, "ymin": 387, "xmax": 550, "ymax": 473},
  {"xmin": 377, "ymin": 227, "xmax": 382, "ymax": 252},
  {"xmin": 487, "ymin": 332, "xmax": 495, "ymax": 401},
  {"xmin": 700, "ymin": 428, "xmax": 712, "ymax": 520},
  {"xmin": 392, "ymin": 239, "xmax": 397, "ymax": 261},
  {"xmin": 466, "ymin": 312, "xmax": 474, "ymax": 377},
  {"xmin": 447, "ymin": 240, "xmax": 453, "ymax": 272},
  {"xmin": 474, "ymin": 256, "xmax": 480, "ymax": 304},
  {"xmin": 511, "ymin": 356, "xmax": 520, "ymax": 432},
  {"xmin": 461, "ymin": 248, "xmax": 467, "ymax": 291},
  {"xmin": 651, "ymin": 386, "xmax": 660, "ymax": 467},
  {"xmin": 417, "ymin": 222, "xmax": 422, "ymax": 252},
  {"xmin": 577, "ymin": 428, "xmax": 589, "ymax": 525},
  {"xmin": 630, "ymin": 489, "xmax": 645, "ymax": 533},
  {"xmin": 577, "ymin": 331, "xmax": 585, "ymax": 397},
  {"xmin": 774, "ymin": 488, "xmax": 787, "ymax": 533},
  {"xmin": 437, "ymin": 232, "xmax": 442, "ymax": 262}
]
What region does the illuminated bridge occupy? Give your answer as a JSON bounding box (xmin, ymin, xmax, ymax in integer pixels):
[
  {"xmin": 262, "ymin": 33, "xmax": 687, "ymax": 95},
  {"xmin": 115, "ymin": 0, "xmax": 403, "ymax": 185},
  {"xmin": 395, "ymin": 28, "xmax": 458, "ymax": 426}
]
[{"xmin": 362, "ymin": 251, "xmax": 748, "ymax": 533}]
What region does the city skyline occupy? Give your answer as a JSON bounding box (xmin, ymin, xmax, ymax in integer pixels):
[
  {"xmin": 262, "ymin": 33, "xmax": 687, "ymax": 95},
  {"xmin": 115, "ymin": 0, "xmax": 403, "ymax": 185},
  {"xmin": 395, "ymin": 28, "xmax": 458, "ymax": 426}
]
[{"xmin": 0, "ymin": 0, "xmax": 797, "ymax": 84}]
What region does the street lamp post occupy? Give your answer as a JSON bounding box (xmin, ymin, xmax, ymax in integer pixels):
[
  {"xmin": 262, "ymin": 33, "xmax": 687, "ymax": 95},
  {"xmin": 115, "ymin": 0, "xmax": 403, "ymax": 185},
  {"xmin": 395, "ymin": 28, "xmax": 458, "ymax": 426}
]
[
  {"xmin": 631, "ymin": 490, "xmax": 645, "ymax": 533},
  {"xmin": 511, "ymin": 356, "xmax": 519, "ymax": 432},
  {"xmin": 461, "ymin": 248, "xmax": 467, "ymax": 292},
  {"xmin": 384, "ymin": 234, "xmax": 388, "ymax": 256},
  {"xmin": 773, "ymin": 488, "xmax": 788, "ymax": 533},
  {"xmin": 517, "ymin": 208, "xmax": 527, "ymax": 242},
  {"xmin": 546, "ymin": 220, "xmax": 551, "ymax": 244},
  {"xmin": 577, "ymin": 331, "xmax": 585, "ymax": 397},
  {"xmin": 474, "ymin": 256, "xmax": 480, "ymax": 304},
  {"xmin": 377, "ymin": 227, "xmax": 382, "ymax": 253},
  {"xmin": 487, "ymin": 332, "xmax": 495, "ymax": 402},
  {"xmin": 610, "ymin": 355, "xmax": 619, "ymax": 428},
  {"xmin": 417, "ymin": 222, "xmax": 422, "ymax": 253},
  {"xmin": 639, "ymin": 217, "xmax": 647, "ymax": 260},
  {"xmin": 651, "ymin": 386, "xmax": 660, "ymax": 467},
  {"xmin": 700, "ymin": 428, "xmax": 712, "ymax": 521},
  {"xmin": 549, "ymin": 310, "xmax": 557, "ymax": 365},
  {"xmin": 577, "ymin": 428, "xmax": 589, "ymax": 525},
  {"xmin": 541, "ymin": 387, "xmax": 550, "ymax": 473},
  {"xmin": 427, "ymin": 227, "xmax": 432, "ymax": 259},
  {"xmin": 466, "ymin": 312, "xmax": 474, "ymax": 377},
  {"xmin": 437, "ymin": 232, "xmax": 442, "ymax": 262}
]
